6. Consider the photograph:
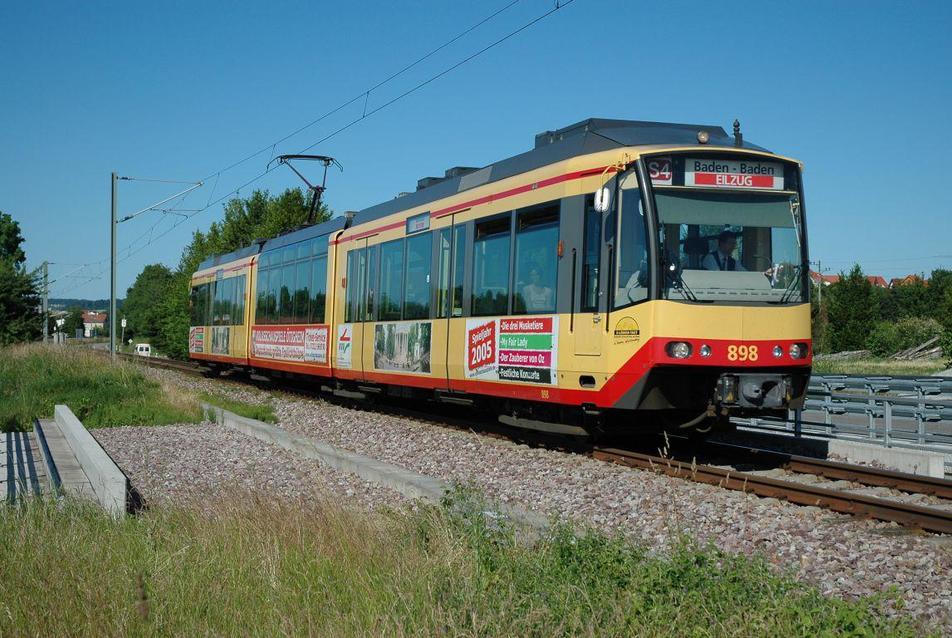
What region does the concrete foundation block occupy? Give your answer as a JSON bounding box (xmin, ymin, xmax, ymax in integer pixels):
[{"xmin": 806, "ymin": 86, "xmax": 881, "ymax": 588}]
[{"xmin": 827, "ymin": 439, "xmax": 946, "ymax": 478}]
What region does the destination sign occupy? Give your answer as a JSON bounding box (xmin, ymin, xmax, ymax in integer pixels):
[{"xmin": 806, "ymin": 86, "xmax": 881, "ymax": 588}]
[{"xmin": 684, "ymin": 158, "xmax": 784, "ymax": 190}]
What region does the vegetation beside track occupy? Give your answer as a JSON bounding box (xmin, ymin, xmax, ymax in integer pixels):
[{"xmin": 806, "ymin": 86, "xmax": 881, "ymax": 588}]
[
  {"xmin": 811, "ymin": 357, "xmax": 947, "ymax": 377},
  {"xmin": 0, "ymin": 344, "xmax": 271, "ymax": 431},
  {"xmin": 199, "ymin": 391, "xmax": 276, "ymax": 423},
  {"xmin": 0, "ymin": 489, "xmax": 927, "ymax": 637}
]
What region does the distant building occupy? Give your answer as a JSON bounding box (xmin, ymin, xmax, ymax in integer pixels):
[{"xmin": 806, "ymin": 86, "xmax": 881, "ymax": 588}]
[
  {"xmin": 889, "ymin": 274, "xmax": 927, "ymax": 288},
  {"xmin": 866, "ymin": 275, "xmax": 888, "ymax": 288},
  {"xmin": 809, "ymin": 271, "xmax": 840, "ymax": 286},
  {"xmin": 82, "ymin": 311, "xmax": 107, "ymax": 338}
]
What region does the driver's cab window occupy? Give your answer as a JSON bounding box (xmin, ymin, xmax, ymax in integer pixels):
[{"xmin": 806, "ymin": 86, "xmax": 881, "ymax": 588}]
[{"xmin": 613, "ymin": 173, "xmax": 648, "ymax": 308}]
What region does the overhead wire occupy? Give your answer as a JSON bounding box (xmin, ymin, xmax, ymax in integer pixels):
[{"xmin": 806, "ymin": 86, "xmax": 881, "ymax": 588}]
[{"xmin": 48, "ymin": 0, "xmax": 576, "ymax": 296}]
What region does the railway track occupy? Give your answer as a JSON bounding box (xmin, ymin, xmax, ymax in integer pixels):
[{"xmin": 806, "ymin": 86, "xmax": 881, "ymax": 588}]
[
  {"xmin": 119, "ymin": 352, "xmax": 952, "ymax": 534},
  {"xmin": 593, "ymin": 447, "xmax": 952, "ymax": 534}
]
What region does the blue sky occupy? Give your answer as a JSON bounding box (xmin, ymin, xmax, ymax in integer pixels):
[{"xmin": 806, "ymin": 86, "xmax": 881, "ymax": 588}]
[{"xmin": 2, "ymin": 0, "xmax": 950, "ymax": 298}]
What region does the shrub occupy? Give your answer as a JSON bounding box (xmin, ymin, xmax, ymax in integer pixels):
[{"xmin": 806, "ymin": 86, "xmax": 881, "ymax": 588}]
[{"xmin": 866, "ymin": 317, "xmax": 943, "ymax": 357}]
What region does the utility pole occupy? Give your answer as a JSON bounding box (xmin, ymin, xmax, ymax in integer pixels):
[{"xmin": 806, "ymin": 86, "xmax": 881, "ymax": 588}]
[
  {"xmin": 42, "ymin": 261, "xmax": 49, "ymax": 343},
  {"xmin": 110, "ymin": 172, "xmax": 118, "ymax": 362}
]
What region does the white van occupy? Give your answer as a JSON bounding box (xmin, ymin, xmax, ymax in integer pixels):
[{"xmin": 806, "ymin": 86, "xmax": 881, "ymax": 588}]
[{"xmin": 134, "ymin": 343, "xmax": 152, "ymax": 357}]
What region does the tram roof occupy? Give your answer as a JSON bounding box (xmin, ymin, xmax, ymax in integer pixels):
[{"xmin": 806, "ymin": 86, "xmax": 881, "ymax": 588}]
[
  {"xmin": 351, "ymin": 118, "xmax": 770, "ymax": 227},
  {"xmin": 195, "ymin": 118, "xmax": 770, "ymax": 273}
]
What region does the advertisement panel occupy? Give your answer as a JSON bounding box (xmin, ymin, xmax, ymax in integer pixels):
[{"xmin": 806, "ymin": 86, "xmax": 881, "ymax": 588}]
[
  {"xmin": 336, "ymin": 324, "xmax": 353, "ymax": 369},
  {"xmin": 464, "ymin": 316, "xmax": 558, "ymax": 385},
  {"xmin": 188, "ymin": 326, "xmax": 205, "ymax": 353},
  {"xmin": 251, "ymin": 325, "xmax": 329, "ymax": 364},
  {"xmin": 373, "ymin": 321, "xmax": 431, "ymax": 374},
  {"xmin": 211, "ymin": 326, "xmax": 230, "ymax": 355}
]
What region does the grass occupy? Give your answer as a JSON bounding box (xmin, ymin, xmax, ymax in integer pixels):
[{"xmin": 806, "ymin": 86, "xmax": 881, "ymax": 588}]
[
  {"xmin": 812, "ymin": 357, "xmax": 948, "ymax": 377},
  {"xmin": 0, "ymin": 489, "xmax": 929, "ymax": 637},
  {"xmin": 0, "ymin": 343, "xmax": 203, "ymax": 431},
  {"xmin": 200, "ymin": 391, "xmax": 276, "ymax": 423}
]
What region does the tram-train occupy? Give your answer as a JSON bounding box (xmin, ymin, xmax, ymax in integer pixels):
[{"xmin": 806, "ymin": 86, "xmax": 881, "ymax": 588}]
[{"xmin": 189, "ymin": 118, "xmax": 811, "ymax": 435}]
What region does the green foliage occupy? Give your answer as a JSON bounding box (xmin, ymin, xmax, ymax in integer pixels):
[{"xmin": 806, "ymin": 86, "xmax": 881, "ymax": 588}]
[
  {"xmin": 122, "ymin": 264, "xmax": 175, "ymax": 342},
  {"xmin": 123, "ymin": 188, "xmax": 329, "ymax": 358},
  {"xmin": 0, "ymin": 211, "xmax": 27, "ymax": 266},
  {"xmin": 0, "ymin": 344, "xmax": 202, "ymax": 431},
  {"xmin": 824, "ymin": 265, "xmax": 880, "ymax": 352},
  {"xmin": 199, "ymin": 391, "xmax": 276, "ymax": 423},
  {"xmin": 62, "ymin": 307, "xmax": 85, "ymax": 337},
  {"xmin": 0, "ymin": 211, "xmax": 41, "ymax": 345},
  {"xmin": 865, "ymin": 317, "xmax": 944, "ymax": 357},
  {"xmin": 0, "ymin": 490, "xmax": 927, "ymax": 637}
]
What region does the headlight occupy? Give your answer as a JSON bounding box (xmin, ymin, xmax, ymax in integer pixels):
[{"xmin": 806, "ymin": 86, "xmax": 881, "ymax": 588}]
[
  {"xmin": 667, "ymin": 341, "xmax": 692, "ymax": 359},
  {"xmin": 789, "ymin": 342, "xmax": 808, "ymax": 359},
  {"xmin": 772, "ymin": 345, "xmax": 783, "ymax": 358},
  {"xmin": 699, "ymin": 344, "xmax": 712, "ymax": 358}
]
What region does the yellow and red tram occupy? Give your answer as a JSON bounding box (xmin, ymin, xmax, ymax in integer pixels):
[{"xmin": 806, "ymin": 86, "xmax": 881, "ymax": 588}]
[{"xmin": 189, "ymin": 119, "xmax": 811, "ymax": 433}]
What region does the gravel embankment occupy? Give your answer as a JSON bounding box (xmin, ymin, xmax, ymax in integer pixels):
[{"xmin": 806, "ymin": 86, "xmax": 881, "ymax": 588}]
[
  {"xmin": 135, "ymin": 368, "xmax": 952, "ymax": 630},
  {"xmin": 93, "ymin": 423, "xmax": 405, "ymax": 511}
]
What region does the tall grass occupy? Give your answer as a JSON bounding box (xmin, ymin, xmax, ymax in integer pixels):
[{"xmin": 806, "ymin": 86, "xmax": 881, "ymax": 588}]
[
  {"xmin": 0, "ymin": 490, "xmax": 926, "ymax": 637},
  {"xmin": 812, "ymin": 357, "xmax": 947, "ymax": 377},
  {"xmin": 0, "ymin": 344, "xmax": 203, "ymax": 431}
]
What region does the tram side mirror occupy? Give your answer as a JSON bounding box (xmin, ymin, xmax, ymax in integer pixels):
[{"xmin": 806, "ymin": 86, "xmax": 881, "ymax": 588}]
[{"xmin": 594, "ymin": 186, "xmax": 612, "ymax": 213}]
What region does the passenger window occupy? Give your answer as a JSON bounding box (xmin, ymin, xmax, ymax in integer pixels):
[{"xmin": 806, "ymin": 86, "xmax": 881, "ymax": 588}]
[
  {"xmin": 364, "ymin": 245, "xmax": 377, "ymax": 321},
  {"xmin": 310, "ymin": 256, "xmax": 327, "ymax": 323},
  {"xmin": 436, "ymin": 229, "xmax": 451, "ymax": 319},
  {"xmin": 404, "ymin": 232, "xmax": 431, "ymax": 319},
  {"xmin": 345, "ymin": 250, "xmax": 358, "ymax": 323},
  {"xmin": 234, "ymin": 275, "xmax": 246, "ymax": 325},
  {"xmin": 452, "ymin": 226, "xmax": 465, "ymax": 317},
  {"xmin": 294, "ymin": 262, "xmax": 310, "ymax": 323},
  {"xmin": 472, "ymin": 215, "xmax": 511, "ymax": 316},
  {"xmin": 581, "ymin": 196, "xmax": 601, "ymax": 312},
  {"xmin": 513, "ymin": 203, "xmax": 559, "ymax": 315},
  {"xmin": 379, "ymin": 240, "xmax": 404, "ymax": 321},
  {"xmin": 280, "ymin": 264, "xmax": 295, "ymax": 323}
]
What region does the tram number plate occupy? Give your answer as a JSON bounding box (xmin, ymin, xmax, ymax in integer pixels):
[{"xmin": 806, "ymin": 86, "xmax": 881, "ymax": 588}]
[{"xmin": 727, "ymin": 344, "xmax": 759, "ymax": 362}]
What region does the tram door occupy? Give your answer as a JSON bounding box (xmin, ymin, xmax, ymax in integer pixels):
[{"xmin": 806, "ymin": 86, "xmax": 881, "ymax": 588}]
[
  {"xmin": 439, "ymin": 216, "xmax": 466, "ymax": 386},
  {"xmin": 574, "ymin": 194, "xmax": 604, "ymax": 356}
]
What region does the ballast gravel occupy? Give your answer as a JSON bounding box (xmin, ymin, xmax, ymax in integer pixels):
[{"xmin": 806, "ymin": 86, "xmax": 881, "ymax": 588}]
[
  {"xmin": 93, "ymin": 423, "xmax": 404, "ymax": 512},
  {"xmin": 132, "ymin": 368, "xmax": 952, "ymax": 631}
]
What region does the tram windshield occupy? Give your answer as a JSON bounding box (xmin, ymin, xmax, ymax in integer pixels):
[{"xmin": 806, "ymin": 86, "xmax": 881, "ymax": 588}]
[{"xmin": 655, "ymin": 190, "xmax": 806, "ymax": 303}]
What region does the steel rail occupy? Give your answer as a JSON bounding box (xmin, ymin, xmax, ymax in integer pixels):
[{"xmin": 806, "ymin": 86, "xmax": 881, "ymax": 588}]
[
  {"xmin": 593, "ymin": 447, "xmax": 952, "ymax": 534},
  {"xmin": 698, "ymin": 440, "xmax": 952, "ymax": 499}
]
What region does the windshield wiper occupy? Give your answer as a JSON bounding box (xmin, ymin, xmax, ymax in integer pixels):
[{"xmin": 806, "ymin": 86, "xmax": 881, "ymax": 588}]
[
  {"xmin": 663, "ymin": 256, "xmax": 700, "ymax": 302},
  {"xmin": 772, "ymin": 264, "xmax": 804, "ymax": 304}
]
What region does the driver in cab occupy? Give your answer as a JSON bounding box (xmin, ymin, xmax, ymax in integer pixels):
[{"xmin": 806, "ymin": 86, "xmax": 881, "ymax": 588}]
[{"xmin": 702, "ymin": 231, "xmax": 746, "ymax": 272}]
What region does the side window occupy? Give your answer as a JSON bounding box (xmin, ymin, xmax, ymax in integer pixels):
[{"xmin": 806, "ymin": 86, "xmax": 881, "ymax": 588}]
[
  {"xmin": 614, "ymin": 187, "xmax": 649, "ymax": 308},
  {"xmin": 379, "ymin": 239, "xmax": 404, "ymax": 321},
  {"xmin": 365, "ymin": 244, "xmax": 378, "ymax": 321},
  {"xmin": 310, "ymin": 256, "xmax": 327, "ymax": 323},
  {"xmin": 354, "ymin": 248, "xmax": 368, "ymax": 322},
  {"xmin": 282, "ymin": 263, "xmax": 297, "ymax": 323},
  {"xmin": 234, "ymin": 275, "xmax": 246, "ymax": 325},
  {"xmin": 268, "ymin": 266, "xmax": 280, "ymax": 323},
  {"xmin": 211, "ymin": 280, "xmax": 222, "ymax": 325},
  {"xmin": 581, "ymin": 196, "xmax": 602, "ymax": 312},
  {"xmin": 513, "ymin": 203, "xmax": 559, "ymax": 315},
  {"xmin": 345, "ymin": 249, "xmax": 358, "ymax": 323},
  {"xmin": 437, "ymin": 229, "xmax": 451, "ymax": 318},
  {"xmin": 255, "ymin": 270, "xmax": 268, "ymax": 324},
  {"xmin": 404, "ymin": 232, "xmax": 431, "ymax": 319},
  {"xmin": 451, "ymin": 226, "xmax": 465, "ymax": 317},
  {"xmin": 472, "ymin": 215, "xmax": 511, "ymax": 316},
  {"xmin": 295, "ymin": 261, "xmax": 310, "ymax": 323}
]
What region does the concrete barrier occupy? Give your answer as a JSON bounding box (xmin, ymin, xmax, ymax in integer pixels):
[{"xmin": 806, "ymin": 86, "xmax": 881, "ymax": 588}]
[
  {"xmin": 54, "ymin": 405, "xmax": 128, "ymax": 516},
  {"xmin": 205, "ymin": 404, "xmax": 548, "ymax": 530},
  {"xmin": 827, "ymin": 439, "xmax": 946, "ymax": 478}
]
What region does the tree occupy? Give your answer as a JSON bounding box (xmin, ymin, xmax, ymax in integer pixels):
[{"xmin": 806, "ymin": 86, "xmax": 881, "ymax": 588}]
[
  {"xmin": 0, "ymin": 212, "xmax": 40, "ymax": 345},
  {"xmin": 62, "ymin": 306, "xmax": 85, "ymax": 337},
  {"xmin": 130, "ymin": 188, "xmax": 330, "ymax": 359},
  {"xmin": 122, "ymin": 264, "xmax": 175, "ymax": 341},
  {"xmin": 824, "ymin": 265, "xmax": 881, "ymax": 352}
]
